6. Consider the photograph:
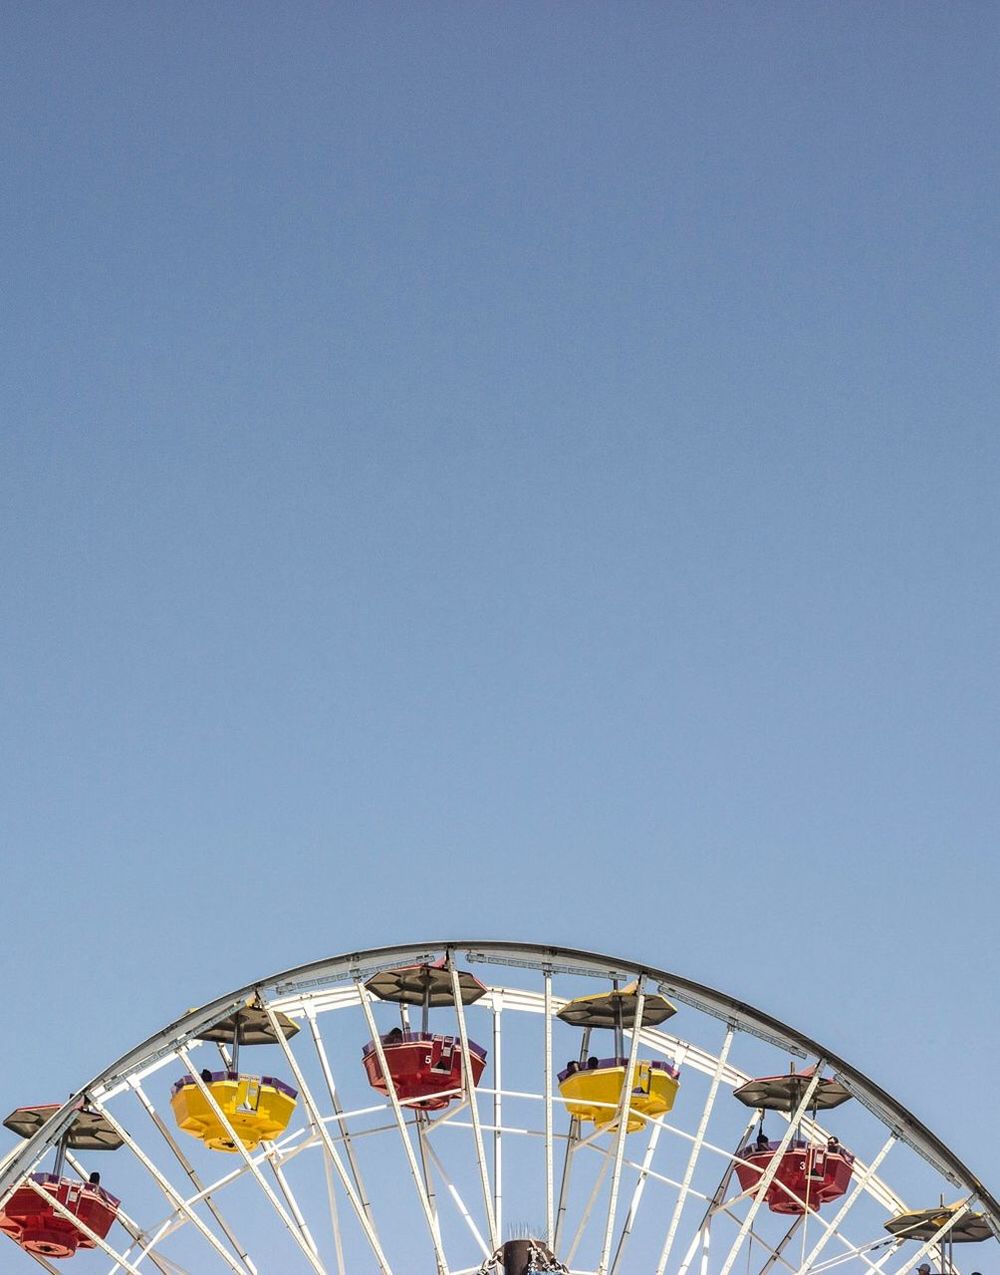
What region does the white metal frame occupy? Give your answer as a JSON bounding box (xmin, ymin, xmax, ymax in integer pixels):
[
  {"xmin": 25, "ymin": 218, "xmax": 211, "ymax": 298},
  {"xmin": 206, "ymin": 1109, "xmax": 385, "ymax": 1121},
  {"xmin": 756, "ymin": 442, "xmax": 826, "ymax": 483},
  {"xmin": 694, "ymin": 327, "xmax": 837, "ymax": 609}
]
[{"xmin": 0, "ymin": 941, "xmax": 993, "ymax": 1275}]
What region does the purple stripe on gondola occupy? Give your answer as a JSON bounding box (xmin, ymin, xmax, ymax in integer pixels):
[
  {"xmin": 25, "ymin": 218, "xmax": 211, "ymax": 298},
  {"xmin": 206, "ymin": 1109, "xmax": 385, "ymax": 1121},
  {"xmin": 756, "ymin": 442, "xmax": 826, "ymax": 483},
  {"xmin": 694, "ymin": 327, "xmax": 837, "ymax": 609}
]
[
  {"xmin": 361, "ymin": 1032, "xmax": 487, "ymax": 1061},
  {"xmin": 171, "ymin": 1073, "xmax": 298, "ymax": 1099},
  {"xmin": 557, "ymin": 1057, "xmax": 680, "ymax": 1083}
]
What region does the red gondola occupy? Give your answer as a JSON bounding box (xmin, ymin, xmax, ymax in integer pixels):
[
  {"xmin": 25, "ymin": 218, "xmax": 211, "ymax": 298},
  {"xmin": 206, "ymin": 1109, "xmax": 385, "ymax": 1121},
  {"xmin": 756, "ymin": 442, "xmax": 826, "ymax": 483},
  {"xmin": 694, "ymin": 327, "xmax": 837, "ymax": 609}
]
[
  {"xmin": 1, "ymin": 1103, "xmax": 125, "ymax": 1259},
  {"xmin": 0, "ymin": 1173, "xmax": 120, "ymax": 1259},
  {"xmin": 734, "ymin": 1139, "xmax": 855, "ymax": 1214},
  {"xmin": 361, "ymin": 958, "xmax": 489, "ymax": 1111},
  {"xmin": 362, "ymin": 1031, "xmax": 487, "ymax": 1109}
]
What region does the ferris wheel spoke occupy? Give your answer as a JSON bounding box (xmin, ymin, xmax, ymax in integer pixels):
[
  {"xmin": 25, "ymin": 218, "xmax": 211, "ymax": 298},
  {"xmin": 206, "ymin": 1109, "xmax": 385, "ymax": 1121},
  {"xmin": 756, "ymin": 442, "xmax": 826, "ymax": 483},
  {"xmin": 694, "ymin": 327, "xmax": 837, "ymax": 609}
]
[
  {"xmin": 553, "ymin": 1112, "xmax": 582, "ymax": 1254},
  {"xmin": 318, "ymin": 1139, "xmax": 346, "ymax": 1275},
  {"xmin": 756, "ymin": 1214, "xmax": 801, "ymax": 1273},
  {"xmin": 447, "ymin": 951, "xmax": 498, "ymax": 1253},
  {"xmin": 717, "ymin": 1065, "xmax": 824, "ymax": 1275},
  {"xmin": 23, "ymin": 1177, "xmax": 143, "ymax": 1275},
  {"xmin": 355, "ymin": 976, "xmax": 449, "ymax": 1274},
  {"xmin": 414, "ymin": 1111, "xmax": 443, "ymax": 1245},
  {"xmin": 419, "ymin": 1130, "xmax": 492, "ymax": 1257},
  {"xmin": 24, "ymin": 1247, "xmax": 61, "ymax": 1273},
  {"xmin": 676, "ymin": 1124, "xmax": 758, "ymax": 1275},
  {"xmin": 260, "ymin": 998, "xmax": 393, "ymax": 1273},
  {"xmin": 490, "ymin": 1001, "xmax": 503, "ymax": 1240},
  {"xmin": 566, "ymin": 1146, "xmax": 611, "ymax": 1266},
  {"xmin": 608, "ymin": 1110, "xmax": 665, "ymax": 1274},
  {"xmin": 543, "ymin": 968, "xmax": 556, "ymax": 1247},
  {"xmin": 94, "ymin": 1094, "xmax": 257, "ymax": 1275},
  {"xmin": 798, "ymin": 1133, "xmax": 896, "ymax": 1271},
  {"xmin": 175, "ymin": 1047, "xmax": 327, "ymax": 1274},
  {"xmin": 553, "ymin": 1023, "xmax": 591, "ymax": 1256},
  {"xmin": 265, "ymin": 1147, "xmax": 322, "ymax": 1258},
  {"xmin": 127, "ymin": 1078, "xmax": 258, "ymax": 1273},
  {"xmin": 596, "ymin": 978, "xmax": 646, "ymax": 1275},
  {"xmin": 655, "ymin": 1023, "xmax": 735, "ymax": 1275},
  {"xmin": 59, "ymin": 1151, "xmax": 174, "ymax": 1275},
  {"xmin": 304, "ymin": 1004, "xmax": 377, "ymax": 1233}
]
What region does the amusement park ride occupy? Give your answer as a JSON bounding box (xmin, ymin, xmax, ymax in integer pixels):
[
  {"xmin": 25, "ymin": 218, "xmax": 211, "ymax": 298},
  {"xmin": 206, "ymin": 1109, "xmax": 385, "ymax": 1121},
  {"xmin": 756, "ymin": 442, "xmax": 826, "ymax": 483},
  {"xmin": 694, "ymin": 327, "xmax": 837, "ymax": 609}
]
[{"xmin": 0, "ymin": 941, "xmax": 995, "ymax": 1273}]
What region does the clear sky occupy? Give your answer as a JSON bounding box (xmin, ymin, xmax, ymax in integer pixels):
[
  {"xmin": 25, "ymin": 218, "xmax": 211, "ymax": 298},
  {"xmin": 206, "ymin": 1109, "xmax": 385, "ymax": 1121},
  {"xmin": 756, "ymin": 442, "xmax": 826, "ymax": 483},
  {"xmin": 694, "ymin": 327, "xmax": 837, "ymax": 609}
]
[{"xmin": 2, "ymin": 0, "xmax": 997, "ymax": 1195}]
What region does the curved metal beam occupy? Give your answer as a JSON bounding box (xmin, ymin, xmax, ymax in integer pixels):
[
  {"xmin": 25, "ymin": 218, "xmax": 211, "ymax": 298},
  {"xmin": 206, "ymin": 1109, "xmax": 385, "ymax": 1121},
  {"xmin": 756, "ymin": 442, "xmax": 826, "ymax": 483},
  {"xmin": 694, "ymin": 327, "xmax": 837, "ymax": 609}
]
[{"xmin": 2, "ymin": 938, "xmax": 997, "ymax": 1237}]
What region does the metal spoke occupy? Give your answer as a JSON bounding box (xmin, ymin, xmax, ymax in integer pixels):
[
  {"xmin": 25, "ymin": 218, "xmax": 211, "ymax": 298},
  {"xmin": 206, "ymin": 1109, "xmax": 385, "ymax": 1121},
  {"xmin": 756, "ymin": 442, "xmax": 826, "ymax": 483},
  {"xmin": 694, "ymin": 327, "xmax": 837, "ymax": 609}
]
[
  {"xmin": 61, "ymin": 1150, "xmax": 173, "ymax": 1275},
  {"xmin": 566, "ymin": 1147, "xmax": 611, "ymax": 1266},
  {"xmin": 176, "ymin": 1046, "xmax": 327, "ymax": 1275},
  {"xmin": 597, "ymin": 978, "xmax": 646, "ymax": 1275},
  {"xmin": 23, "ymin": 1176, "xmax": 144, "ymax": 1275},
  {"xmin": 798, "ymin": 1134, "xmax": 895, "ymax": 1271},
  {"xmin": 420, "ymin": 1130, "xmax": 491, "ymax": 1256},
  {"xmin": 544, "ymin": 967, "xmax": 555, "ymax": 1247},
  {"xmin": 355, "ymin": 976, "xmax": 449, "ymax": 1274},
  {"xmin": 491, "ymin": 999, "xmax": 503, "ymax": 1240},
  {"xmin": 758, "ymin": 1215, "xmax": 800, "ymax": 1273},
  {"xmin": 95, "ymin": 1095, "xmax": 255, "ymax": 1275},
  {"xmin": 676, "ymin": 1119, "xmax": 759, "ymax": 1275},
  {"xmin": 717, "ymin": 1066, "xmax": 823, "ymax": 1275},
  {"xmin": 655, "ymin": 1023, "xmax": 735, "ymax": 1275},
  {"xmin": 554, "ymin": 1026, "xmax": 589, "ymax": 1254},
  {"xmin": 608, "ymin": 1111, "xmax": 665, "ymax": 1273},
  {"xmin": 447, "ymin": 950, "xmax": 498, "ymax": 1252},
  {"xmin": 304, "ymin": 1004, "xmax": 377, "ymax": 1229},
  {"xmin": 129, "ymin": 1078, "xmax": 258, "ymax": 1273},
  {"xmin": 261, "ymin": 1000, "xmax": 394, "ymax": 1273}
]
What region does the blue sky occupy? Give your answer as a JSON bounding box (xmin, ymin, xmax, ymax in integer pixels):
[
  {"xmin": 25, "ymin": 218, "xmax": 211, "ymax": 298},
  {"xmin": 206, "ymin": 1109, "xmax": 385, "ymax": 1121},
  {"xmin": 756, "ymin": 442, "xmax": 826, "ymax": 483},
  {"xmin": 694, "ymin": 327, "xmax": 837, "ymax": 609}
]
[{"xmin": 2, "ymin": 0, "xmax": 998, "ymax": 1193}]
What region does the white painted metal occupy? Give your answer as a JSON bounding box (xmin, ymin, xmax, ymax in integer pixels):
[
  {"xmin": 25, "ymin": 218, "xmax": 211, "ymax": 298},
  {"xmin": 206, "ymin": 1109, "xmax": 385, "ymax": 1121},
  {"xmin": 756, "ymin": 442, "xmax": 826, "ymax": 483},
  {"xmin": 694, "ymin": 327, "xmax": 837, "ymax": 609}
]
[
  {"xmin": 354, "ymin": 976, "xmax": 449, "ymax": 1274},
  {"xmin": 491, "ymin": 1000, "xmax": 503, "ymax": 1241},
  {"xmin": 175, "ymin": 1047, "xmax": 328, "ymax": 1275},
  {"xmin": 23, "ymin": 1176, "xmax": 144, "ymax": 1275},
  {"xmin": 446, "ymin": 951, "xmax": 498, "ymax": 1252},
  {"xmin": 95, "ymin": 1094, "xmax": 256, "ymax": 1275},
  {"xmin": 798, "ymin": 1133, "xmax": 896, "ymax": 1271},
  {"xmin": 128, "ymin": 1078, "xmax": 258, "ymax": 1273},
  {"xmin": 716, "ymin": 1067, "xmax": 823, "ymax": 1275},
  {"xmin": 656, "ymin": 1023, "xmax": 735, "ymax": 1275},
  {"xmin": 544, "ymin": 966, "xmax": 555, "ymax": 1248},
  {"xmin": 0, "ymin": 942, "xmax": 994, "ymax": 1275},
  {"xmin": 597, "ymin": 979, "xmax": 646, "ymax": 1275},
  {"xmin": 261, "ymin": 999, "xmax": 394, "ymax": 1273}
]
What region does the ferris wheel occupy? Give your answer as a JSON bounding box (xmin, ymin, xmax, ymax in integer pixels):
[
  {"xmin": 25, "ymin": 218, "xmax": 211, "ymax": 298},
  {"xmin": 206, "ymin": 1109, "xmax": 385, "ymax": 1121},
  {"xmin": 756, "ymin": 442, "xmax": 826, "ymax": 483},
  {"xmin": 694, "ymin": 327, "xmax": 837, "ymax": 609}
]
[{"xmin": 0, "ymin": 941, "xmax": 996, "ymax": 1275}]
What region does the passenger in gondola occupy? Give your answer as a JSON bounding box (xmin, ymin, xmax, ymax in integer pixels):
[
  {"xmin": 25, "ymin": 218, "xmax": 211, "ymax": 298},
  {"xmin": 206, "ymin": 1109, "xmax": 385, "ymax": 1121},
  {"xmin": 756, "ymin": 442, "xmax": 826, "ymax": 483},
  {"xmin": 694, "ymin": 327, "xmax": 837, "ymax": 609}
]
[
  {"xmin": 565, "ymin": 1060, "xmax": 579, "ymax": 1075},
  {"xmin": 827, "ymin": 1135, "xmax": 839, "ymax": 1152},
  {"xmin": 200, "ymin": 1069, "xmax": 214, "ymax": 1083},
  {"xmin": 587, "ymin": 1056, "xmax": 599, "ymax": 1069},
  {"xmin": 89, "ymin": 1171, "xmax": 101, "ymax": 1185},
  {"xmin": 384, "ymin": 1027, "xmax": 404, "ymax": 1045}
]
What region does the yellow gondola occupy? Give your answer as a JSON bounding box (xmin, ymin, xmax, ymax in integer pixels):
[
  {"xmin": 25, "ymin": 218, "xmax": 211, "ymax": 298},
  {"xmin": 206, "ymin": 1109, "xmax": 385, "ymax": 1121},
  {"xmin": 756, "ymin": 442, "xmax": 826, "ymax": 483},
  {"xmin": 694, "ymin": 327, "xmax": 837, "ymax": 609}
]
[
  {"xmin": 170, "ymin": 1001, "xmax": 300, "ymax": 1152},
  {"xmin": 170, "ymin": 1072, "xmax": 297, "ymax": 1152},
  {"xmin": 556, "ymin": 982, "xmax": 680, "ymax": 1133},
  {"xmin": 559, "ymin": 1058, "xmax": 679, "ymax": 1131}
]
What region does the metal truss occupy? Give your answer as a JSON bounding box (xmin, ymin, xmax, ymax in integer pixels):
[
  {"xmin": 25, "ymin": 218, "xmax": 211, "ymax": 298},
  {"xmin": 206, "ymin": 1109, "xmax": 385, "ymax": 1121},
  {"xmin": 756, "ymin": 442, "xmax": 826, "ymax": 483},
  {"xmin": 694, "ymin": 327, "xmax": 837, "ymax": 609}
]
[{"xmin": 0, "ymin": 942, "xmax": 994, "ymax": 1274}]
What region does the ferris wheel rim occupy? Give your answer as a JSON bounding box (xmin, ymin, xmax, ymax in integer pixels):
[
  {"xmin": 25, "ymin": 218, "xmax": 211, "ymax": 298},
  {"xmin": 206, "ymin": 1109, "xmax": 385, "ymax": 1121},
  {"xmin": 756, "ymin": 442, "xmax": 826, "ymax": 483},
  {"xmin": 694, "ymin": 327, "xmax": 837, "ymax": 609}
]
[{"xmin": 2, "ymin": 937, "xmax": 997, "ymax": 1242}]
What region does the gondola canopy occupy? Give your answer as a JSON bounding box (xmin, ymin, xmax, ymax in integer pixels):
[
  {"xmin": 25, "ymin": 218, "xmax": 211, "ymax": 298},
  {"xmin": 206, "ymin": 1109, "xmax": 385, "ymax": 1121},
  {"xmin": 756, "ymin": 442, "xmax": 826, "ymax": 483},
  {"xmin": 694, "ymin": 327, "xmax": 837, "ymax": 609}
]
[
  {"xmin": 733, "ymin": 1068, "xmax": 852, "ymax": 1112},
  {"xmin": 3, "ymin": 1104, "xmax": 124, "ymax": 1151},
  {"xmin": 365, "ymin": 959, "xmax": 487, "ymax": 1007},
  {"xmin": 884, "ymin": 1204, "xmax": 993, "ymax": 1244},
  {"xmin": 557, "ymin": 982, "xmax": 676, "ymax": 1030},
  {"xmin": 193, "ymin": 1001, "xmax": 300, "ymax": 1046}
]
